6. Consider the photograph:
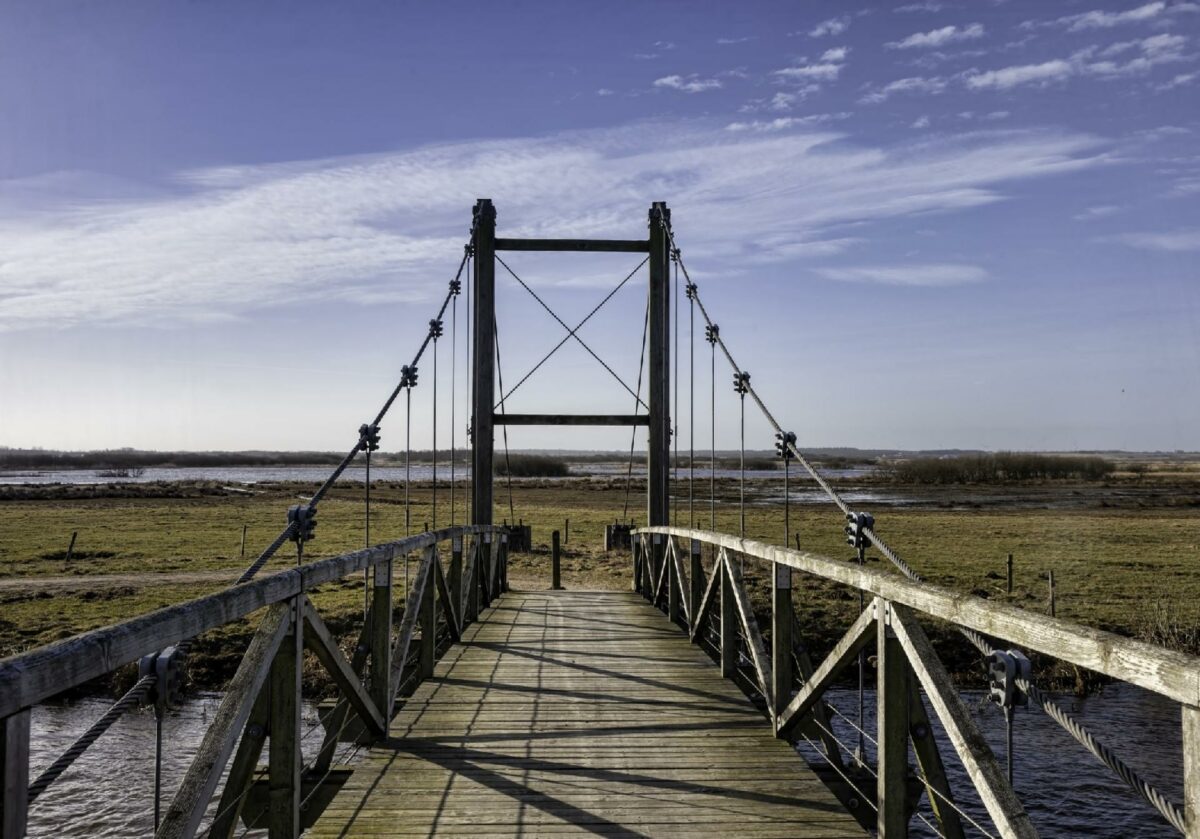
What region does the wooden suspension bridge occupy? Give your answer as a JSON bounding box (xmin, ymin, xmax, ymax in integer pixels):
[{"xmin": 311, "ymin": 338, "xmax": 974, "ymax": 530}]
[{"xmin": 2, "ymin": 200, "xmax": 1198, "ymax": 838}]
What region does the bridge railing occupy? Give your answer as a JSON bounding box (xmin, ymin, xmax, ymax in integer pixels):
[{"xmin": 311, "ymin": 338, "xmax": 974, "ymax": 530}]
[
  {"xmin": 633, "ymin": 526, "xmax": 1200, "ymax": 839},
  {"xmin": 0, "ymin": 525, "xmax": 509, "ymax": 839}
]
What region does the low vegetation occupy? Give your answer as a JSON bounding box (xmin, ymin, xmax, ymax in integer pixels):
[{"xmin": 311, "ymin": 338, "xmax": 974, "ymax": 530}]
[
  {"xmin": 883, "ymin": 452, "xmax": 1114, "ymax": 484},
  {"xmin": 494, "ymin": 454, "xmax": 570, "ymax": 477}
]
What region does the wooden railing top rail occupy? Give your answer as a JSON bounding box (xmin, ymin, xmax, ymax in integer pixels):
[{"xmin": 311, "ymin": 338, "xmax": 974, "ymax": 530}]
[
  {"xmin": 0, "ymin": 525, "xmax": 501, "ymax": 717},
  {"xmin": 636, "ymin": 526, "xmax": 1200, "ymax": 707}
]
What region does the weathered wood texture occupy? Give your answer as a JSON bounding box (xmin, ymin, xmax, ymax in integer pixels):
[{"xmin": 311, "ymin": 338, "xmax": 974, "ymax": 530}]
[
  {"xmin": 638, "ymin": 527, "xmax": 1200, "ymax": 706},
  {"xmin": 310, "ymin": 590, "xmax": 864, "ymax": 838},
  {"xmin": 0, "ymin": 526, "xmax": 500, "ymax": 717}
]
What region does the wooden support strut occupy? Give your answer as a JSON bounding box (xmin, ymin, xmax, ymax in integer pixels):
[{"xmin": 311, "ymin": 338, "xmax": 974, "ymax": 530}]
[
  {"xmin": 772, "ymin": 562, "xmax": 794, "ymax": 725},
  {"xmin": 719, "ymin": 551, "xmax": 738, "ymax": 679},
  {"xmin": 876, "ymin": 601, "xmax": 911, "ymax": 837},
  {"xmin": 368, "ymin": 558, "xmax": 393, "ymax": 725},
  {"xmin": 889, "ymin": 602, "xmax": 1038, "ymax": 839},
  {"xmin": 267, "ymin": 598, "xmax": 302, "ymax": 839},
  {"xmin": 157, "ymin": 602, "xmax": 292, "ymax": 839},
  {"xmin": 419, "ymin": 546, "xmax": 437, "ymax": 680},
  {"xmin": 1, "ymin": 709, "xmax": 30, "ymax": 839},
  {"xmin": 301, "ymin": 601, "xmax": 385, "ymax": 737}
]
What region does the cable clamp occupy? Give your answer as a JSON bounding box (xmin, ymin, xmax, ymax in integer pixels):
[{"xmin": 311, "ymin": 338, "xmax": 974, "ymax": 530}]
[
  {"xmin": 401, "ymin": 365, "xmax": 418, "ymax": 388},
  {"xmin": 733, "ymin": 371, "xmax": 750, "ymax": 395},
  {"xmin": 685, "ymin": 282, "xmax": 697, "ymax": 300},
  {"xmin": 670, "ymin": 247, "xmax": 681, "ymax": 263},
  {"xmin": 138, "ymin": 645, "xmax": 186, "ymax": 710},
  {"xmin": 449, "ymin": 278, "xmax": 462, "ymax": 296},
  {"xmin": 358, "ymin": 423, "xmax": 381, "ymax": 452},
  {"xmin": 288, "ymin": 504, "xmax": 317, "ymax": 543},
  {"xmin": 429, "ymin": 319, "xmax": 444, "ymax": 340},
  {"xmin": 987, "ymin": 649, "xmax": 1031, "ymax": 709},
  {"xmin": 775, "ymin": 431, "xmax": 796, "ymax": 460},
  {"xmin": 705, "ymin": 323, "xmax": 720, "ymax": 344},
  {"xmin": 844, "ymin": 511, "xmax": 874, "ymax": 550}
]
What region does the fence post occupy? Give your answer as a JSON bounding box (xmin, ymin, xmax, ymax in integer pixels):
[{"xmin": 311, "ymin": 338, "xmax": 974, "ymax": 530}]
[
  {"xmin": 1, "ymin": 709, "xmax": 30, "ymax": 839},
  {"xmin": 369, "ymin": 556, "xmax": 393, "ymax": 719},
  {"xmin": 1048, "ymin": 570, "xmax": 1056, "ymax": 618},
  {"xmin": 721, "ymin": 554, "xmax": 737, "ymax": 678},
  {"xmin": 1006, "ymin": 553, "xmax": 1013, "ymax": 594},
  {"xmin": 268, "ymin": 598, "xmax": 301, "ymax": 838},
  {"xmin": 772, "ymin": 562, "xmax": 793, "ymax": 725},
  {"xmin": 564, "ymin": 518, "xmax": 569, "ymax": 544},
  {"xmin": 1184, "ymin": 705, "xmax": 1200, "ymax": 838},
  {"xmin": 631, "ymin": 536, "xmax": 641, "ymax": 593},
  {"xmin": 419, "ymin": 547, "xmax": 437, "ymax": 680},
  {"xmin": 551, "ymin": 530, "xmax": 562, "ymax": 590},
  {"xmin": 877, "ymin": 599, "xmax": 910, "ymax": 837}
]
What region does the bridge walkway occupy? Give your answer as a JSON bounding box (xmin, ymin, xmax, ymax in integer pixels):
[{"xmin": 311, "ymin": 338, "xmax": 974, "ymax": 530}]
[{"xmin": 311, "ymin": 589, "xmax": 864, "ymax": 838}]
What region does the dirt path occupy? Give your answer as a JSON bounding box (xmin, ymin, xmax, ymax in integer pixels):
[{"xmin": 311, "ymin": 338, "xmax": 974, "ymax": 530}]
[{"xmin": 0, "ymin": 569, "xmax": 236, "ymax": 592}]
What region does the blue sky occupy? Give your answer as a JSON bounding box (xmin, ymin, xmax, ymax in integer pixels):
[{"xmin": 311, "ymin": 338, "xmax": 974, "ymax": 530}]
[{"xmin": 1, "ymin": 0, "xmax": 1197, "ymax": 453}]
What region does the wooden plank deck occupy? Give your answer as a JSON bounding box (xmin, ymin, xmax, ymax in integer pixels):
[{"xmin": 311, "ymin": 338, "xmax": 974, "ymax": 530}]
[{"xmin": 310, "ymin": 589, "xmax": 864, "ymax": 838}]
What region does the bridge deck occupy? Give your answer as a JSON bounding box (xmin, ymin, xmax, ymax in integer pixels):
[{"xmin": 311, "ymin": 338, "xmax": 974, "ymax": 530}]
[{"xmin": 311, "ymin": 589, "xmax": 864, "ymax": 838}]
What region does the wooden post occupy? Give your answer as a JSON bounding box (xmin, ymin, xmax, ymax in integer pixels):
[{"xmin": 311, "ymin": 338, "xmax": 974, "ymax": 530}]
[
  {"xmin": 65, "ymin": 530, "xmax": 77, "ymax": 561},
  {"xmin": 667, "ymin": 539, "xmax": 681, "ymax": 625},
  {"xmin": 471, "ymin": 198, "xmax": 496, "ymax": 528},
  {"xmin": 268, "ymin": 600, "xmax": 301, "ymax": 839},
  {"xmin": 551, "ymin": 530, "xmax": 562, "ymax": 590},
  {"xmin": 369, "ymin": 557, "xmax": 393, "ymax": 719},
  {"xmin": 1048, "ymin": 569, "xmax": 1056, "ymax": 617},
  {"xmin": 499, "ymin": 534, "xmax": 508, "ymax": 593},
  {"xmin": 647, "ymin": 201, "xmax": 670, "ymax": 529},
  {"xmin": 240, "ymin": 524, "xmax": 247, "ymax": 560},
  {"xmin": 1184, "ymin": 705, "xmax": 1200, "ymax": 838},
  {"xmin": 564, "ymin": 518, "xmax": 569, "ymax": 544},
  {"xmin": 720, "ymin": 554, "xmax": 737, "ymax": 678},
  {"xmin": 450, "ymin": 536, "xmax": 463, "ymax": 618},
  {"xmin": 689, "ymin": 539, "xmax": 703, "ymax": 629},
  {"xmin": 1, "ymin": 709, "xmax": 30, "ymax": 839},
  {"xmin": 877, "ymin": 600, "xmax": 910, "ymax": 837},
  {"xmin": 772, "ymin": 562, "xmax": 793, "ymax": 724},
  {"xmin": 419, "ymin": 547, "xmax": 436, "ymax": 679},
  {"xmin": 1006, "ymin": 553, "xmax": 1013, "ymax": 594}
]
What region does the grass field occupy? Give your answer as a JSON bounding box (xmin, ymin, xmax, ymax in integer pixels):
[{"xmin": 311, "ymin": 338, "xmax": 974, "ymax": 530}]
[{"xmin": 1, "ymin": 477, "xmax": 1197, "ymax": 693}]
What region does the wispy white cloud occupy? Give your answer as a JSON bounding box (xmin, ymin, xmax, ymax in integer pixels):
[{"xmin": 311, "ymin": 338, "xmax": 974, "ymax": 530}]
[
  {"xmin": 860, "ymin": 75, "xmax": 947, "ymax": 103},
  {"xmin": 724, "ymin": 113, "xmax": 850, "ymax": 132},
  {"xmin": 965, "ymin": 33, "xmax": 1189, "ymax": 89},
  {"xmin": 895, "ymin": 1, "xmax": 946, "ymax": 12},
  {"xmin": 1116, "ymin": 228, "xmax": 1200, "ymax": 250},
  {"xmin": 913, "ymin": 115, "xmax": 932, "ymax": 128},
  {"xmin": 816, "ymin": 264, "xmax": 987, "ymax": 286},
  {"xmin": 0, "ymin": 123, "xmax": 1107, "ymax": 329},
  {"xmin": 1156, "ymin": 70, "xmax": 1199, "ymax": 88},
  {"xmin": 653, "ymin": 74, "xmax": 722, "ymax": 93},
  {"xmin": 596, "ymin": 88, "xmax": 615, "ymax": 96},
  {"xmin": 1074, "ymin": 204, "xmax": 1120, "ymax": 220},
  {"xmin": 810, "ymin": 16, "xmax": 851, "ymax": 37},
  {"xmin": 774, "ymin": 48, "xmax": 850, "ymax": 82},
  {"xmin": 889, "ymin": 23, "xmax": 985, "ymax": 49},
  {"xmin": 716, "ymin": 36, "xmax": 755, "ymax": 45}
]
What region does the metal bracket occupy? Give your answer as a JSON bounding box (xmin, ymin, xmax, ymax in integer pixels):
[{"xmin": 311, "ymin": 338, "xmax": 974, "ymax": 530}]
[
  {"xmin": 288, "ymin": 504, "xmax": 317, "ymax": 543},
  {"xmin": 358, "ymin": 423, "xmax": 381, "ymax": 452},
  {"xmin": 844, "ymin": 511, "xmax": 874, "ymax": 550},
  {"xmin": 138, "ymin": 645, "xmax": 187, "ymax": 710},
  {"xmin": 987, "ymin": 649, "xmax": 1031, "ymax": 708}
]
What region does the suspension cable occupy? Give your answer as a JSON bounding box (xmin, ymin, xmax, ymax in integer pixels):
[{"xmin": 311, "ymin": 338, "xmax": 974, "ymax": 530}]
[
  {"xmin": 687, "ymin": 272, "xmax": 696, "ymax": 529},
  {"xmin": 665, "ymin": 225, "xmax": 1188, "ymax": 835},
  {"xmin": 431, "ymin": 318, "xmax": 442, "ymax": 530},
  {"xmin": 451, "ymin": 275, "xmax": 458, "ymax": 526},
  {"xmin": 494, "ymin": 316, "xmax": 516, "ymax": 525},
  {"xmin": 673, "ymin": 247, "xmax": 679, "ymax": 526},
  {"xmin": 495, "ymin": 253, "xmax": 648, "ymax": 410},
  {"xmin": 623, "ymin": 299, "xmax": 650, "ymax": 522},
  {"xmin": 706, "ymin": 323, "xmax": 718, "ymax": 530}
]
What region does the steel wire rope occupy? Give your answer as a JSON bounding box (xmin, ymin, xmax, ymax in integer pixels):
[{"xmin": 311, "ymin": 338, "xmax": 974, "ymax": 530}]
[
  {"xmin": 687, "ymin": 263, "xmax": 696, "ymax": 528},
  {"xmin": 494, "ymin": 253, "xmax": 648, "ymax": 410},
  {"xmin": 623, "ymin": 300, "xmax": 651, "ymax": 522},
  {"xmin": 664, "ymin": 225, "xmax": 1188, "ymax": 835},
  {"xmin": 451, "ymin": 274, "xmax": 458, "ymax": 525},
  {"xmin": 494, "ymin": 257, "xmax": 648, "ymax": 409},
  {"xmin": 28, "ymin": 237, "xmax": 476, "ymax": 812},
  {"xmin": 432, "ymin": 320, "xmax": 440, "ymax": 530},
  {"xmin": 673, "ymin": 247, "xmax": 679, "ymax": 526},
  {"xmin": 494, "ymin": 316, "xmax": 516, "ymax": 526}
]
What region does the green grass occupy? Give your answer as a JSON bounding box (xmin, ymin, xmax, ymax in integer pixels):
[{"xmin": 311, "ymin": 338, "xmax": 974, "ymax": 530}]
[{"xmin": 2, "ymin": 479, "xmax": 1197, "ymax": 692}]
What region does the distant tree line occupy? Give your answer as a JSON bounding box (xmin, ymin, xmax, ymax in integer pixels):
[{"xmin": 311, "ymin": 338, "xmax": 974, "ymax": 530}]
[
  {"xmin": 0, "ymin": 448, "xmax": 345, "ymax": 470},
  {"xmin": 494, "ymin": 454, "xmax": 570, "ymax": 477},
  {"xmin": 882, "ymin": 453, "xmax": 1114, "ymax": 484}
]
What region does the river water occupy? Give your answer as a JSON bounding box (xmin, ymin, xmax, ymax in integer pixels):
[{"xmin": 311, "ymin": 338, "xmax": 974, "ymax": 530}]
[{"xmin": 23, "ymin": 683, "xmax": 1182, "ymax": 837}]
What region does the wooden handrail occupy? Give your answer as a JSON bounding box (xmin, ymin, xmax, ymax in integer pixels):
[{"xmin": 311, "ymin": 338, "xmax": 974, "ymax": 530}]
[
  {"xmin": 635, "ymin": 527, "xmax": 1200, "ymax": 706},
  {"xmin": 0, "ymin": 525, "xmax": 502, "ymax": 717}
]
